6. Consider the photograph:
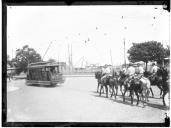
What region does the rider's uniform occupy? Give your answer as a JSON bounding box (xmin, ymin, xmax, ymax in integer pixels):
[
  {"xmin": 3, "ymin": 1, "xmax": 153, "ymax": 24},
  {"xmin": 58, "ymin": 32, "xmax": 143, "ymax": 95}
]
[
  {"xmin": 136, "ymin": 65, "xmax": 151, "ymax": 88},
  {"xmin": 151, "ymin": 65, "xmax": 159, "ymax": 74},
  {"xmin": 125, "ymin": 66, "xmax": 135, "ymax": 86},
  {"xmin": 126, "ymin": 66, "xmax": 135, "ymax": 77},
  {"xmin": 101, "ymin": 66, "xmax": 111, "ymax": 80},
  {"xmin": 137, "ymin": 65, "xmax": 144, "ymax": 78}
]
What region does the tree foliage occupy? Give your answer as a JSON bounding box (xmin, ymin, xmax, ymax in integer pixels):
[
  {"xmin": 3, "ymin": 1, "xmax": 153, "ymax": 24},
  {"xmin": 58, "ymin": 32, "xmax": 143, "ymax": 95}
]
[
  {"xmin": 128, "ymin": 41, "xmax": 169, "ymax": 64},
  {"xmin": 15, "ymin": 45, "xmax": 42, "ymax": 74}
]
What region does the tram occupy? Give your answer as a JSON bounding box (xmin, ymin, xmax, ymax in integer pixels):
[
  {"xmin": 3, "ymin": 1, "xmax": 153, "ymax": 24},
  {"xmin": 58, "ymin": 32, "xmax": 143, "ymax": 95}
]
[{"xmin": 26, "ymin": 61, "xmax": 65, "ymax": 86}]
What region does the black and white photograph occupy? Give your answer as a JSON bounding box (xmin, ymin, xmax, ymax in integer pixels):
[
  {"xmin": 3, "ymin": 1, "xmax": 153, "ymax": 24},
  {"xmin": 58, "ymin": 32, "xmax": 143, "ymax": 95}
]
[{"xmin": 4, "ymin": 2, "xmax": 170, "ymax": 126}]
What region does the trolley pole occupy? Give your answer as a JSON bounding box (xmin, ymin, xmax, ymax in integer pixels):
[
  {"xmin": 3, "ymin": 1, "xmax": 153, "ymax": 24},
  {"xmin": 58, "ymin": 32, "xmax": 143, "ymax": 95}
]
[{"xmin": 43, "ymin": 41, "xmax": 53, "ymax": 60}]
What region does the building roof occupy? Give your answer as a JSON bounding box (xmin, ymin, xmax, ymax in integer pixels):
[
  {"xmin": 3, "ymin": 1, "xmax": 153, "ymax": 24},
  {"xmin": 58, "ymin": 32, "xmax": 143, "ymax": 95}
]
[{"xmin": 28, "ymin": 61, "xmax": 65, "ymax": 69}]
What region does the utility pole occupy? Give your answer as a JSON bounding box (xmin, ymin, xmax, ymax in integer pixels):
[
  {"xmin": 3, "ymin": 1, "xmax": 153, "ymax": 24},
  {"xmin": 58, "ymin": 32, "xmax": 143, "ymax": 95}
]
[
  {"xmin": 110, "ymin": 49, "xmax": 113, "ymax": 66},
  {"xmin": 68, "ymin": 43, "xmax": 70, "ymax": 72},
  {"xmin": 70, "ymin": 44, "xmax": 73, "ymax": 71},
  {"xmin": 124, "ymin": 38, "xmax": 126, "ymax": 67}
]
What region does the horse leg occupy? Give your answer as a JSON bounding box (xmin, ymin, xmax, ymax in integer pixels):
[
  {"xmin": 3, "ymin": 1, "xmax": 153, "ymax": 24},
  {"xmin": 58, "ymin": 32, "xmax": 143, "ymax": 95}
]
[
  {"xmin": 141, "ymin": 93, "xmax": 145, "ymax": 107},
  {"xmin": 141, "ymin": 90, "xmax": 147, "ymax": 108},
  {"xmin": 130, "ymin": 90, "xmax": 134, "ymax": 105},
  {"xmin": 109, "ymin": 86, "xmax": 112, "ymax": 94},
  {"xmin": 97, "ymin": 82, "xmax": 99, "ymax": 92},
  {"xmin": 120, "ymin": 85, "xmax": 123, "ymax": 96},
  {"xmin": 115, "ymin": 85, "xmax": 118, "ymax": 97},
  {"xmin": 135, "ymin": 91, "xmax": 139, "ymax": 106},
  {"xmin": 99, "ymin": 84, "xmax": 103, "ymax": 96},
  {"xmin": 146, "ymin": 89, "xmax": 150, "ymax": 102},
  {"xmin": 157, "ymin": 84, "xmax": 163, "ymax": 98},
  {"xmin": 112, "ymin": 85, "xmax": 116, "ymax": 99},
  {"xmin": 110, "ymin": 85, "xmax": 113, "ymax": 98},
  {"xmin": 123, "ymin": 87, "xmax": 127, "ymax": 102},
  {"xmin": 102, "ymin": 86, "xmax": 104, "ymax": 94},
  {"xmin": 105, "ymin": 85, "xmax": 108, "ymax": 98},
  {"xmin": 149, "ymin": 87, "xmax": 154, "ymax": 98}
]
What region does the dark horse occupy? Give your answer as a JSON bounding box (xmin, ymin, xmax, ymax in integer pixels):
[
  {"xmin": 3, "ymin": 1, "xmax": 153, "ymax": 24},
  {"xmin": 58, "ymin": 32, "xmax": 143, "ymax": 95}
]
[
  {"xmin": 99, "ymin": 71, "xmax": 119, "ymax": 99},
  {"xmin": 95, "ymin": 71, "xmax": 103, "ymax": 92},
  {"xmin": 118, "ymin": 71, "xmax": 150, "ymax": 106},
  {"xmin": 144, "ymin": 67, "xmax": 169, "ymax": 101},
  {"xmin": 118, "ymin": 71, "xmax": 127, "ymax": 97},
  {"xmin": 144, "ymin": 71, "xmax": 163, "ymax": 98},
  {"xmin": 156, "ymin": 67, "xmax": 169, "ymax": 106},
  {"xmin": 109, "ymin": 72, "xmax": 119, "ymax": 99}
]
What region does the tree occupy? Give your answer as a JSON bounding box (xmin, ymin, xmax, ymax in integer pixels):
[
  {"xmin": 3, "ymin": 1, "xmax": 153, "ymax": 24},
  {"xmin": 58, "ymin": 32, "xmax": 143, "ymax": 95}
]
[
  {"xmin": 165, "ymin": 45, "xmax": 170, "ymax": 57},
  {"xmin": 128, "ymin": 41, "xmax": 169, "ymax": 70},
  {"xmin": 7, "ymin": 55, "xmax": 11, "ymax": 66},
  {"xmin": 15, "ymin": 45, "xmax": 42, "ymax": 74}
]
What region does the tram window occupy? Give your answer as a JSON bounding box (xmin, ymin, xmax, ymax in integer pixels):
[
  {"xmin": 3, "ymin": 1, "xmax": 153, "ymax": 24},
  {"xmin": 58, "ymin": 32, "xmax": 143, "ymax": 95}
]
[
  {"xmin": 50, "ymin": 67, "xmax": 56, "ymax": 74},
  {"xmin": 41, "ymin": 68, "xmax": 46, "ymax": 81},
  {"xmin": 37, "ymin": 68, "xmax": 42, "ymax": 80},
  {"xmin": 46, "ymin": 67, "xmax": 50, "ymax": 71},
  {"xmin": 34, "ymin": 69, "xmax": 38, "ymax": 80},
  {"xmin": 55, "ymin": 67, "xmax": 60, "ymax": 73}
]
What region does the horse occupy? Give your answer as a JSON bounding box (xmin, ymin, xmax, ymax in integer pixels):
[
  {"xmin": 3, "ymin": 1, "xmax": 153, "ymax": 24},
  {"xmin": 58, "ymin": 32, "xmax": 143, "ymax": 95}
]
[
  {"xmin": 156, "ymin": 67, "xmax": 169, "ymax": 106},
  {"xmin": 95, "ymin": 71, "xmax": 103, "ymax": 92},
  {"xmin": 99, "ymin": 75, "xmax": 110, "ymax": 98},
  {"xmin": 129, "ymin": 76, "xmax": 151, "ymax": 107},
  {"xmin": 109, "ymin": 72, "xmax": 119, "ymax": 99},
  {"xmin": 118, "ymin": 71, "xmax": 127, "ymax": 96},
  {"xmin": 144, "ymin": 71, "xmax": 163, "ymax": 98},
  {"xmin": 118, "ymin": 71, "xmax": 151, "ymax": 106}
]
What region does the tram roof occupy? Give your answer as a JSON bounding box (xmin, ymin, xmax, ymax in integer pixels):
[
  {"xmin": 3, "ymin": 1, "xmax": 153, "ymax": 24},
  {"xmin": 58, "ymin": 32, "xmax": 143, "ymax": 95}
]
[{"xmin": 28, "ymin": 61, "xmax": 65, "ymax": 68}]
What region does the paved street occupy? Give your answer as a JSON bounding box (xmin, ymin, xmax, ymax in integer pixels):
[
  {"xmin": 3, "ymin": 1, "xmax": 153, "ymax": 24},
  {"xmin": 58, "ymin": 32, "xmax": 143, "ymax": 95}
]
[{"xmin": 7, "ymin": 77, "xmax": 168, "ymax": 122}]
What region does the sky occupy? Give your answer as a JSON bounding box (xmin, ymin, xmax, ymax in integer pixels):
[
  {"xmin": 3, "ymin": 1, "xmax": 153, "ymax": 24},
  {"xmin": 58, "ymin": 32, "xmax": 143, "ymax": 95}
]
[{"xmin": 7, "ymin": 5, "xmax": 170, "ymax": 67}]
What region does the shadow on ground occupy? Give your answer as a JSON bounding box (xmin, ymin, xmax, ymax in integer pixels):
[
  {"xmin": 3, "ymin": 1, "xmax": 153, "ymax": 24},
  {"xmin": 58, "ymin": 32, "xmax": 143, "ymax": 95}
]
[
  {"xmin": 91, "ymin": 91, "xmax": 169, "ymax": 110},
  {"xmin": 27, "ymin": 84, "xmax": 63, "ymax": 88}
]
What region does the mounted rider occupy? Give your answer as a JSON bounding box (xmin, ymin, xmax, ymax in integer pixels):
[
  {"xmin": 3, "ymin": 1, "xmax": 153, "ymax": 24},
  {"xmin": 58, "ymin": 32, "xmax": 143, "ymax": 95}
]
[
  {"xmin": 149, "ymin": 62, "xmax": 159, "ymax": 81},
  {"xmin": 101, "ymin": 65, "xmax": 112, "ymax": 80},
  {"xmin": 151, "ymin": 63, "xmax": 159, "ymax": 75},
  {"xmin": 157, "ymin": 63, "xmax": 169, "ymax": 83},
  {"xmin": 124, "ymin": 63, "xmax": 136, "ymax": 87},
  {"xmin": 136, "ymin": 63, "xmax": 145, "ymax": 79}
]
